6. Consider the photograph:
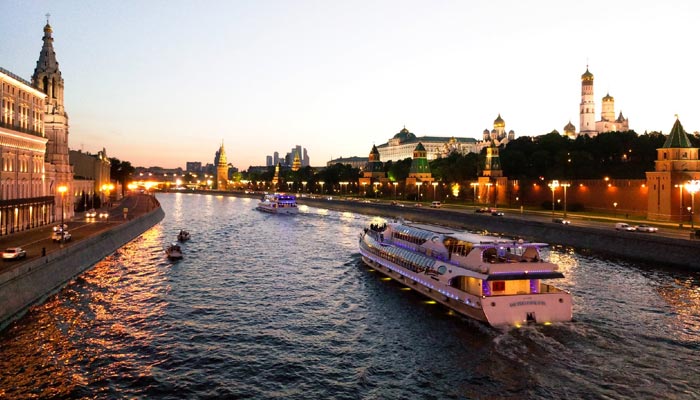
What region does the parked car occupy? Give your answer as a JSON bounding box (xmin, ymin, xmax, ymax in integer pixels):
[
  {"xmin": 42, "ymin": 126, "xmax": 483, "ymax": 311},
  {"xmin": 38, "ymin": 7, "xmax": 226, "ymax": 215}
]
[
  {"xmin": 635, "ymin": 224, "xmax": 658, "ymax": 233},
  {"xmin": 3, "ymin": 247, "xmax": 27, "ymax": 260},
  {"xmin": 52, "ymin": 230, "xmax": 72, "ymax": 242},
  {"xmin": 85, "ymin": 209, "xmax": 97, "ymax": 218},
  {"xmin": 414, "ymin": 203, "xmax": 423, "ymax": 207},
  {"xmin": 491, "ymin": 210, "xmax": 504, "ymax": 216},
  {"xmin": 430, "ymin": 201, "xmax": 442, "ymax": 208},
  {"xmin": 614, "ymin": 222, "xmax": 635, "ymax": 231},
  {"xmin": 553, "ymin": 218, "xmax": 571, "ymax": 225},
  {"xmin": 475, "ymin": 207, "xmax": 491, "ymax": 213}
]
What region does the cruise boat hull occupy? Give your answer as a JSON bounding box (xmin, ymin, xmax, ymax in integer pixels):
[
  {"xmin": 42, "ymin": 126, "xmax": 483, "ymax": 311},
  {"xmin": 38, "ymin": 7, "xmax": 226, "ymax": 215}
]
[
  {"xmin": 256, "ymin": 194, "xmax": 299, "ymax": 214},
  {"xmin": 359, "ymin": 222, "xmax": 573, "ymax": 328}
]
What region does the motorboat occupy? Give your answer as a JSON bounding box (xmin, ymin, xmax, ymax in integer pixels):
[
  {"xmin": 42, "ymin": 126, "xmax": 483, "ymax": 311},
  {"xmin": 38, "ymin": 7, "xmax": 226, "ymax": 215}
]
[
  {"xmin": 177, "ymin": 230, "xmax": 191, "ymax": 242},
  {"xmin": 166, "ymin": 243, "xmax": 183, "ymax": 260}
]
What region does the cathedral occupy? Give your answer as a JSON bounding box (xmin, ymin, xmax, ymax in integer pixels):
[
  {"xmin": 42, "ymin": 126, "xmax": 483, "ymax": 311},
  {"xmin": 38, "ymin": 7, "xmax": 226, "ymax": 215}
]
[{"xmin": 575, "ymin": 67, "xmax": 629, "ymax": 137}]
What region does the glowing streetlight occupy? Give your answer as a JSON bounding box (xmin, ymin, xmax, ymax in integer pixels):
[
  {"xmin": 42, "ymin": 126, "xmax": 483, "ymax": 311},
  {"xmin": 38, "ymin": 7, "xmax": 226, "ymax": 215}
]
[
  {"xmin": 484, "ymin": 182, "xmax": 492, "ymax": 206},
  {"xmin": 302, "ymin": 181, "xmax": 307, "ymax": 193},
  {"xmin": 613, "ymin": 202, "xmax": 618, "ymax": 218},
  {"xmin": 686, "ymin": 180, "xmax": 700, "ymax": 229},
  {"xmin": 548, "ymin": 180, "xmax": 559, "ymax": 218},
  {"xmin": 470, "ymin": 182, "xmax": 479, "ymax": 205},
  {"xmin": 561, "ymin": 182, "xmax": 571, "ymax": 218},
  {"xmin": 675, "ymin": 183, "xmax": 684, "ymax": 226},
  {"xmin": 58, "ymin": 185, "xmax": 67, "ymax": 232},
  {"xmin": 319, "ymin": 181, "xmax": 325, "ymax": 194},
  {"xmin": 373, "ymin": 182, "xmax": 381, "ymax": 198},
  {"xmin": 392, "ymin": 182, "xmax": 398, "ymax": 199},
  {"xmin": 432, "ymin": 182, "xmax": 438, "ymax": 201},
  {"xmin": 416, "ymin": 182, "xmax": 423, "ymax": 202}
]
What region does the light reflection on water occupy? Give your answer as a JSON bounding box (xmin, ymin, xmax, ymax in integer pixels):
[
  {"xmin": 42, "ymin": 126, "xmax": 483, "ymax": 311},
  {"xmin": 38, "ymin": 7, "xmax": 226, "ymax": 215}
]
[{"xmin": 0, "ymin": 192, "xmax": 698, "ymax": 399}]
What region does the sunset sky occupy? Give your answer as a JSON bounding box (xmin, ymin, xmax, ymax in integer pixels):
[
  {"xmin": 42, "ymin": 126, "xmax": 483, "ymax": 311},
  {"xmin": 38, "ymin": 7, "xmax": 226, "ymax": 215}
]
[{"xmin": 2, "ymin": 0, "xmax": 698, "ymax": 171}]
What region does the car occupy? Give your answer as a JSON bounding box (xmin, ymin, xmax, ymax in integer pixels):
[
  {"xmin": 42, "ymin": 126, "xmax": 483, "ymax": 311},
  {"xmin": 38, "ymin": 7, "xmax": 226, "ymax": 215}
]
[
  {"xmin": 431, "ymin": 201, "xmax": 442, "ymax": 208},
  {"xmin": 491, "ymin": 211, "xmax": 504, "ymax": 216},
  {"xmin": 553, "ymin": 218, "xmax": 571, "ymax": 224},
  {"xmin": 99, "ymin": 211, "xmax": 109, "ymax": 219},
  {"xmin": 53, "ymin": 223, "xmax": 68, "ymax": 232},
  {"xmin": 614, "ymin": 222, "xmax": 636, "ymax": 231},
  {"xmin": 52, "ymin": 230, "xmax": 72, "ymax": 242},
  {"xmin": 635, "ymin": 224, "xmax": 658, "ymax": 233},
  {"xmin": 85, "ymin": 209, "xmax": 97, "ymax": 218},
  {"xmin": 3, "ymin": 247, "xmax": 27, "ymax": 260},
  {"xmin": 475, "ymin": 207, "xmax": 491, "ymax": 213},
  {"xmin": 414, "ymin": 203, "xmax": 423, "ymax": 207}
]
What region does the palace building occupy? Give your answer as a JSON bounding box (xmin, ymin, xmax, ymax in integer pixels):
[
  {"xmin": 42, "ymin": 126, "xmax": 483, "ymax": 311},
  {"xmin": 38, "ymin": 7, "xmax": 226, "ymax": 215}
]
[
  {"xmin": 0, "ymin": 18, "xmax": 75, "ymax": 235},
  {"xmin": 376, "ymin": 126, "xmax": 481, "ymax": 163}
]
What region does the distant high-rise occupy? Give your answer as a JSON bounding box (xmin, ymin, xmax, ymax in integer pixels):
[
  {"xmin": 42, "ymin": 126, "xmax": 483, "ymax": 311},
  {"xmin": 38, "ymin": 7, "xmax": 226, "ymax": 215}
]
[{"xmin": 266, "ymin": 155, "xmax": 273, "ymax": 166}]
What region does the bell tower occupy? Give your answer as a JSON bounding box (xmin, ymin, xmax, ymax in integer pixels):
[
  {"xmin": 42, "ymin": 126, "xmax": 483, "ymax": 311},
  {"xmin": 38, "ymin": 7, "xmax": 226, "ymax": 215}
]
[
  {"xmin": 579, "ymin": 67, "xmax": 597, "ymax": 136},
  {"xmin": 32, "ymin": 16, "xmax": 73, "ymax": 220}
]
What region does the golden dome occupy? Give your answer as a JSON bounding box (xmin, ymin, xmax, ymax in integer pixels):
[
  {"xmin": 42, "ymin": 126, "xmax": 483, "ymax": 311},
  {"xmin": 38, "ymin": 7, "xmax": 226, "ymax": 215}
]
[
  {"xmin": 581, "ymin": 68, "xmax": 594, "ymax": 81},
  {"xmin": 493, "ymin": 114, "xmax": 505, "ymax": 128},
  {"xmin": 602, "ymin": 93, "xmax": 614, "ymax": 102}
]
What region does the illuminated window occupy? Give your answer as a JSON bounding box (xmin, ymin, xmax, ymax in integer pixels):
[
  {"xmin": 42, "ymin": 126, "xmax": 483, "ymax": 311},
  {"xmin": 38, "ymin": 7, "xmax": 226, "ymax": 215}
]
[{"xmin": 492, "ymin": 281, "xmax": 506, "ymax": 292}]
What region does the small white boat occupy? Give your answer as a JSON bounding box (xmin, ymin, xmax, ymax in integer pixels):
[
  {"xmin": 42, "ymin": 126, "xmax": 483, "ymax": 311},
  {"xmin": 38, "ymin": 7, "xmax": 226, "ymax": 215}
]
[
  {"xmin": 256, "ymin": 193, "xmax": 298, "ymax": 214},
  {"xmin": 166, "ymin": 243, "xmax": 183, "ymax": 260},
  {"xmin": 177, "ymin": 230, "xmax": 191, "ymax": 242},
  {"xmin": 359, "ymin": 222, "xmax": 572, "ymax": 327}
]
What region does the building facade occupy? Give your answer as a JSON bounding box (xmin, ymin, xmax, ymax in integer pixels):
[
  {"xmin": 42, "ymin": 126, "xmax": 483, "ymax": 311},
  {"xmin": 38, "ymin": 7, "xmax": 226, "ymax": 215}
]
[{"xmin": 0, "ymin": 68, "xmax": 53, "ymax": 234}]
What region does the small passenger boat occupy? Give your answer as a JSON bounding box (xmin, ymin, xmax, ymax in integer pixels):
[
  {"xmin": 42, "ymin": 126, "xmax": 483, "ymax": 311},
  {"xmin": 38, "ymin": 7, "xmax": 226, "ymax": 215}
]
[
  {"xmin": 256, "ymin": 193, "xmax": 298, "ymax": 214},
  {"xmin": 359, "ymin": 222, "xmax": 572, "ymax": 327},
  {"xmin": 177, "ymin": 230, "xmax": 191, "ymax": 242},
  {"xmin": 166, "ymin": 243, "xmax": 183, "ymax": 260}
]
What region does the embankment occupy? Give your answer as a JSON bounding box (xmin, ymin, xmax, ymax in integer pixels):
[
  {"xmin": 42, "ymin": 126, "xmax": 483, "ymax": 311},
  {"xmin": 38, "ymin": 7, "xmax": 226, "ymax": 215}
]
[
  {"xmin": 0, "ymin": 206, "xmax": 165, "ymax": 331},
  {"xmin": 300, "ymin": 198, "xmax": 700, "ymax": 269}
]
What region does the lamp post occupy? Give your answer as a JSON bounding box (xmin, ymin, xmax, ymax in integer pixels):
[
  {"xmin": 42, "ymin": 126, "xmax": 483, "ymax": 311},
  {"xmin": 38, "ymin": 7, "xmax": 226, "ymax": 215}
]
[
  {"xmin": 613, "ymin": 202, "xmax": 618, "ymax": 218},
  {"xmin": 392, "ymin": 182, "xmax": 398, "ymax": 200},
  {"xmin": 675, "ymin": 184, "xmax": 684, "ymax": 226},
  {"xmin": 58, "ymin": 185, "xmax": 67, "ymax": 230},
  {"xmin": 432, "ymin": 182, "xmax": 438, "ymax": 201},
  {"xmin": 548, "ymin": 180, "xmax": 559, "ymax": 218},
  {"xmin": 470, "ymin": 182, "xmax": 478, "ymax": 205},
  {"xmin": 373, "ymin": 182, "xmax": 381, "ymax": 198},
  {"xmin": 686, "ymin": 180, "xmax": 700, "ymax": 229},
  {"xmin": 361, "ymin": 182, "xmax": 367, "ymax": 196},
  {"xmin": 561, "ymin": 182, "xmax": 570, "ymax": 218},
  {"xmin": 416, "ymin": 182, "xmax": 423, "ymax": 203},
  {"xmin": 319, "ymin": 181, "xmax": 325, "ymax": 195},
  {"xmin": 484, "ymin": 182, "xmax": 492, "ymax": 207}
]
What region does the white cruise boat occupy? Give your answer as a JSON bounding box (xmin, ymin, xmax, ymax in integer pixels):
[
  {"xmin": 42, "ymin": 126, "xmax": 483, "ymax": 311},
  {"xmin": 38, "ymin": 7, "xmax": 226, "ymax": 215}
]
[
  {"xmin": 359, "ymin": 222, "xmax": 572, "ymax": 327},
  {"xmin": 256, "ymin": 193, "xmax": 299, "ymax": 214}
]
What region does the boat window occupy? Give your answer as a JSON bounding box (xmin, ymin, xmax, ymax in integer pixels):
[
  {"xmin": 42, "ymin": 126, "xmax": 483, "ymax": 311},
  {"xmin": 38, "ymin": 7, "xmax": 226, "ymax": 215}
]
[{"xmin": 437, "ymin": 265, "xmax": 447, "ymax": 275}]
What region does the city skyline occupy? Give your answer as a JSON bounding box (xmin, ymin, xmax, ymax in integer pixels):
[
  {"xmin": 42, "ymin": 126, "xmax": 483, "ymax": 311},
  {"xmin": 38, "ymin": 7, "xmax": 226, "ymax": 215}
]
[{"xmin": 2, "ymin": 1, "xmax": 699, "ymax": 171}]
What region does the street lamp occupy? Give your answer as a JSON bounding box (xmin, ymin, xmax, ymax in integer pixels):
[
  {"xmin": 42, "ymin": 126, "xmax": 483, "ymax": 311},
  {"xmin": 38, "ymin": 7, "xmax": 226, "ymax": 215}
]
[
  {"xmin": 686, "ymin": 180, "xmax": 700, "ymax": 229},
  {"xmin": 319, "ymin": 181, "xmax": 325, "ymax": 195},
  {"xmin": 392, "ymin": 182, "xmax": 398, "ymax": 200},
  {"xmin": 432, "ymin": 182, "xmax": 438, "ymax": 201},
  {"xmin": 361, "ymin": 182, "xmax": 367, "ymax": 196},
  {"xmin": 613, "ymin": 202, "xmax": 618, "ymax": 218},
  {"xmin": 302, "ymin": 181, "xmax": 307, "ymax": 193},
  {"xmin": 675, "ymin": 184, "xmax": 684, "ymax": 226},
  {"xmin": 416, "ymin": 182, "xmax": 423, "ymax": 202},
  {"xmin": 58, "ymin": 185, "xmax": 67, "ymax": 230},
  {"xmin": 561, "ymin": 182, "xmax": 570, "ymax": 218},
  {"xmin": 548, "ymin": 180, "xmax": 559, "ymax": 218},
  {"xmin": 373, "ymin": 182, "xmax": 381, "ymax": 198},
  {"xmin": 470, "ymin": 182, "xmax": 479, "ymax": 205}
]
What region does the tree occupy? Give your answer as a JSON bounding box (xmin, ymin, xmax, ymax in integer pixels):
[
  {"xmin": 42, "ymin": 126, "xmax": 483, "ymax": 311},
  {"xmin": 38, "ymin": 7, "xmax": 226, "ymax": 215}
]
[{"xmin": 110, "ymin": 158, "xmax": 135, "ymax": 195}]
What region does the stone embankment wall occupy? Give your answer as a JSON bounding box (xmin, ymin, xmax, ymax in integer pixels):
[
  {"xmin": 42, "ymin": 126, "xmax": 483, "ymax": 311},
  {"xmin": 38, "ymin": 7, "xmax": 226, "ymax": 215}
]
[
  {"xmin": 0, "ymin": 207, "xmax": 165, "ymax": 331},
  {"xmin": 300, "ymin": 198, "xmax": 700, "ymax": 270}
]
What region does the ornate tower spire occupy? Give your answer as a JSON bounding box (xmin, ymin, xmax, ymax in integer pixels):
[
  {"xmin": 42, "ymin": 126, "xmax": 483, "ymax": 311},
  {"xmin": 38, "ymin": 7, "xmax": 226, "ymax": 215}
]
[
  {"xmin": 32, "ymin": 17, "xmax": 64, "ymax": 113},
  {"xmin": 579, "ymin": 66, "xmax": 596, "ymax": 136},
  {"xmin": 216, "ymin": 141, "xmax": 229, "ymax": 190}
]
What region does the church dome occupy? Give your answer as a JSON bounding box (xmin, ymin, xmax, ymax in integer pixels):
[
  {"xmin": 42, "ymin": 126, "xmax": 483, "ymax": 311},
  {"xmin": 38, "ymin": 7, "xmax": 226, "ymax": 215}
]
[
  {"xmin": 581, "ymin": 68, "xmax": 594, "ymax": 81},
  {"xmin": 564, "ymin": 121, "xmax": 576, "ymax": 132},
  {"xmin": 392, "ymin": 126, "xmax": 416, "ymax": 141},
  {"xmin": 44, "ymin": 23, "xmax": 53, "ymax": 34},
  {"xmin": 493, "ymin": 114, "xmax": 505, "ymax": 128},
  {"xmin": 602, "ymin": 93, "xmax": 614, "ymax": 102}
]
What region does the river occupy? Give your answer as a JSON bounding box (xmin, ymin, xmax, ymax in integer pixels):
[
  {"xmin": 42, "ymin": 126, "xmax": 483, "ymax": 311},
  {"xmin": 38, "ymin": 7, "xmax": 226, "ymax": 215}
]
[{"xmin": 0, "ymin": 192, "xmax": 698, "ymax": 399}]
